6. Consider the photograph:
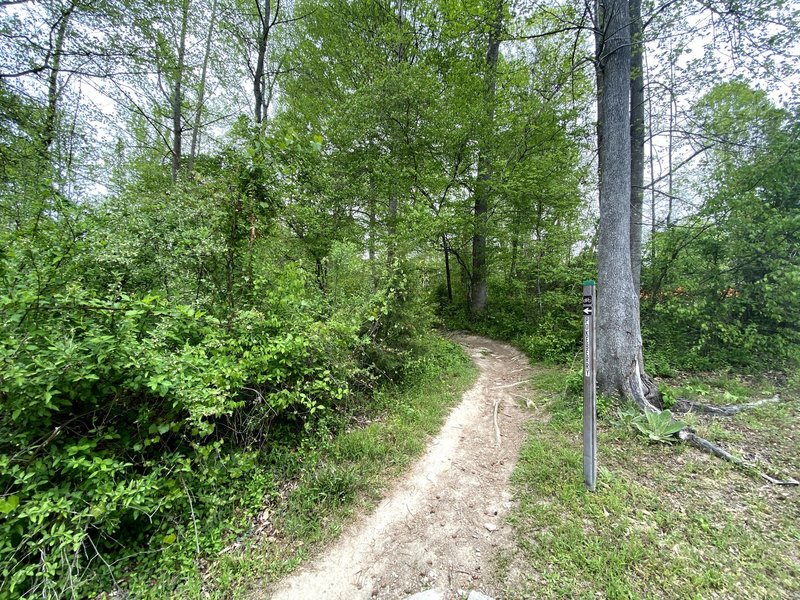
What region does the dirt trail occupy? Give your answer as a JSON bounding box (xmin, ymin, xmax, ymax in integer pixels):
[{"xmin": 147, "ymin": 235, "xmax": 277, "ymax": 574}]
[{"xmin": 266, "ymin": 333, "xmax": 535, "ymax": 600}]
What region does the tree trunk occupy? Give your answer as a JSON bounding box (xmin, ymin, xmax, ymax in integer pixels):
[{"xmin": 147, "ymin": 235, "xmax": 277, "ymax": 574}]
[
  {"xmin": 443, "ymin": 234, "xmax": 453, "ymax": 303},
  {"xmin": 253, "ymin": 0, "xmax": 272, "ymax": 124},
  {"xmin": 629, "ymin": 0, "xmax": 644, "ymax": 293},
  {"xmin": 666, "ymin": 45, "xmax": 675, "ymax": 228},
  {"xmin": 647, "ymin": 49, "xmax": 657, "ymax": 272},
  {"xmin": 171, "ymin": 0, "xmax": 189, "ymax": 182},
  {"xmin": 387, "ymin": 195, "xmax": 398, "ymax": 266},
  {"xmin": 42, "ymin": 4, "xmax": 73, "ymax": 156},
  {"xmin": 595, "ymin": 0, "xmax": 660, "ymax": 411},
  {"xmin": 470, "ymin": 0, "xmax": 502, "ymax": 317},
  {"xmin": 188, "ymin": 0, "xmax": 218, "ymax": 172}
]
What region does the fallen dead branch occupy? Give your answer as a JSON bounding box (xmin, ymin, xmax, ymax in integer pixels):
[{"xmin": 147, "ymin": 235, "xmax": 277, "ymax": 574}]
[
  {"xmin": 678, "ymin": 429, "xmax": 798, "ymax": 486},
  {"xmin": 674, "ymin": 394, "xmax": 781, "ymax": 417}
]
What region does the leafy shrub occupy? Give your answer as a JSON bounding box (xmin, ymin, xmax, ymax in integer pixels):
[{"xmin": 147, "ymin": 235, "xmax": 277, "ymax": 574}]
[{"xmin": 0, "ymin": 274, "xmax": 371, "ymax": 597}]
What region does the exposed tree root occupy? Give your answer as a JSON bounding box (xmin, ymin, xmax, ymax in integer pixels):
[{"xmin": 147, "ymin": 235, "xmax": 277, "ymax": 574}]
[
  {"xmin": 677, "ymin": 429, "xmax": 799, "ymax": 486},
  {"xmin": 674, "ymin": 395, "xmax": 781, "ymax": 417},
  {"xmin": 492, "ymin": 398, "xmax": 502, "ymax": 447}
]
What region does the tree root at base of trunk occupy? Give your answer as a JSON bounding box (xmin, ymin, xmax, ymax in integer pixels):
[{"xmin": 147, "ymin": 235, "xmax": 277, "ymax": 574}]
[{"xmin": 677, "ymin": 429, "xmax": 798, "ymax": 486}]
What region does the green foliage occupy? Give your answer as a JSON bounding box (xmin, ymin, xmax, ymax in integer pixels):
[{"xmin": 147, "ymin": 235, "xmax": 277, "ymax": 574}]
[
  {"xmin": 0, "ymin": 115, "xmax": 440, "ymax": 597},
  {"xmin": 631, "ymin": 410, "xmax": 687, "ymax": 444},
  {"xmin": 659, "ymin": 383, "xmax": 677, "ymax": 409},
  {"xmin": 2, "ymin": 0, "xmax": 795, "ymax": 595},
  {"xmin": 642, "ymin": 83, "xmax": 800, "ymax": 372}
]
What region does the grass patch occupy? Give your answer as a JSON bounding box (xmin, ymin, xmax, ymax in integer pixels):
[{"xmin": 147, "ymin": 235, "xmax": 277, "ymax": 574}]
[
  {"xmin": 121, "ymin": 334, "xmax": 477, "ymax": 599},
  {"xmin": 502, "ymin": 366, "xmax": 800, "ymax": 599}
]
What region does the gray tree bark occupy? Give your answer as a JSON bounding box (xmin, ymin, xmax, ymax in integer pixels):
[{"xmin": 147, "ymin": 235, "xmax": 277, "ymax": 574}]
[
  {"xmin": 41, "ymin": 3, "xmax": 73, "ymax": 156},
  {"xmin": 188, "ymin": 0, "xmax": 218, "ymax": 172},
  {"xmin": 629, "ymin": 0, "xmax": 644, "ymax": 292},
  {"xmin": 253, "ymin": 0, "xmax": 272, "ymax": 124},
  {"xmin": 443, "ymin": 234, "xmax": 453, "ymax": 303},
  {"xmin": 595, "ymin": 0, "xmax": 660, "ymax": 411}
]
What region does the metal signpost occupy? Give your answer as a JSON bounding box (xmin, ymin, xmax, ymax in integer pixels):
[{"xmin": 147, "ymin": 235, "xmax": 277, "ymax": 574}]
[{"xmin": 582, "ymin": 280, "xmax": 597, "ymax": 491}]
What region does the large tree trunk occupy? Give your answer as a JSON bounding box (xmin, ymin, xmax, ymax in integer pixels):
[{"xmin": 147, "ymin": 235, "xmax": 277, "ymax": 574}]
[
  {"xmin": 470, "ymin": 0, "xmax": 502, "ymax": 317},
  {"xmin": 629, "ymin": 0, "xmax": 644, "ymax": 293},
  {"xmin": 595, "ymin": 0, "xmax": 660, "ymax": 411}
]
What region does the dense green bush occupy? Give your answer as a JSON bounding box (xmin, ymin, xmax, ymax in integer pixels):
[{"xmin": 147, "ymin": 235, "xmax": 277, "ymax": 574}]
[
  {"xmin": 0, "ymin": 129, "xmax": 431, "ymax": 598},
  {"xmin": 0, "ymin": 278, "xmax": 369, "ymax": 597}
]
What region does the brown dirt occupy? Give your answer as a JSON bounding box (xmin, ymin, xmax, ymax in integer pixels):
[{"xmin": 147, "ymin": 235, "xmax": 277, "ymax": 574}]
[{"xmin": 263, "ymin": 333, "xmax": 535, "ymax": 600}]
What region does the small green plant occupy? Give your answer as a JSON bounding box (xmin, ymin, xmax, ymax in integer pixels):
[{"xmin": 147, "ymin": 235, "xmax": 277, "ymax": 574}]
[
  {"xmin": 615, "ymin": 404, "xmax": 641, "ymax": 431},
  {"xmin": 632, "ymin": 410, "xmax": 687, "ymax": 444},
  {"xmin": 596, "ymin": 393, "xmax": 616, "ymax": 418},
  {"xmin": 659, "ymin": 383, "xmax": 677, "ymax": 409}
]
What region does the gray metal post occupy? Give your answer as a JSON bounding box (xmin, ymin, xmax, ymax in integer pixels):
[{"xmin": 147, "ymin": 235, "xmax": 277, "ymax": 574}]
[{"xmin": 582, "ymin": 280, "xmax": 597, "ymax": 491}]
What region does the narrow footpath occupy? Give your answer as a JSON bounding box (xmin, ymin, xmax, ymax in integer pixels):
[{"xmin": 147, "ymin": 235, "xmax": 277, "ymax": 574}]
[{"xmin": 265, "ymin": 333, "xmax": 535, "ymax": 600}]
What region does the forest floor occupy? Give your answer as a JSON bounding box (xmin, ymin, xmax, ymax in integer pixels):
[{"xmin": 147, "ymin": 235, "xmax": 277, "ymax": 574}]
[
  {"xmin": 497, "ymin": 363, "xmax": 800, "ymax": 599},
  {"xmin": 261, "ymin": 333, "xmax": 539, "ymax": 600}
]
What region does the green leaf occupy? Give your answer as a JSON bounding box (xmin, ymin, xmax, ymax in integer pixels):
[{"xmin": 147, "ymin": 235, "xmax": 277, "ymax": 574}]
[{"xmin": 0, "ymin": 495, "xmax": 20, "ymax": 515}]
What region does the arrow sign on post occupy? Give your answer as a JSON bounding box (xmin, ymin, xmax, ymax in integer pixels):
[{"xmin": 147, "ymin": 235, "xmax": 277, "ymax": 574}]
[{"xmin": 583, "ymin": 280, "xmax": 597, "ymax": 491}]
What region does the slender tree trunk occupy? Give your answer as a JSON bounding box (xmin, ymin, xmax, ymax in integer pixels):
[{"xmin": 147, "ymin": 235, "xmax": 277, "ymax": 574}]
[
  {"xmin": 188, "ymin": 0, "xmax": 218, "ymax": 172},
  {"xmin": 595, "ymin": 0, "xmax": 659, "ymax": 411},
  {"xmin": 387, "ymin": 195, "xmax": 398, "ymax": 265},
  {"xmin": 42, "ymin": 4, "xmax": 73, "ymax": 156},
  {"xmin": 171, "ymin": 0, "xmax": 189, "ymax": 182},
  {"xmin": 253, "ymin": 0, "xmax": 272, "ymax": 124},
  {"xmin": 629, "ymin": 0, "xmax": 644, "ymax": 293},
  {"xmin": 535, "ymin": 201, "xmax": 543, "ymax": 316},
  {"xmin": 666, "ymin": 48, "xmax": 675, "ymax": 228},
  {"xmin": 368, "ymin": 197, "xmax": 376, "ymax": 265},
  {"xmin": 443, "ymin": 234, "xmax": 453, "ymax": 303},
  {"xmin": 470, "ymin": 0, "xmax": 502, "ymax": 317}
]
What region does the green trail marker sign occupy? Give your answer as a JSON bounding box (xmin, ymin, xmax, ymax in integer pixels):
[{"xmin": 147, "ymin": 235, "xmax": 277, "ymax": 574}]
[{"xmin": 582, "ymin": 280, "xmax": 597, "ymax": 491}]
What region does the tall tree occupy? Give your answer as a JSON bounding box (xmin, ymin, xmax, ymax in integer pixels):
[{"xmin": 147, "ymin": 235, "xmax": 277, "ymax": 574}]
[
  {"xmin": 188, "ymin": 0, "xmax": 219, "ymax": 171},
  {"xmin": 253, "ymin": 0, "xmax": 274, "ymax": 123},
  {"xmin": 595, "ymin": 0, "xmax": 659, "ymax": 410},
  {"xmin": 469, "ymin": 0, "xmax": 503, "ymax": 316}
]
